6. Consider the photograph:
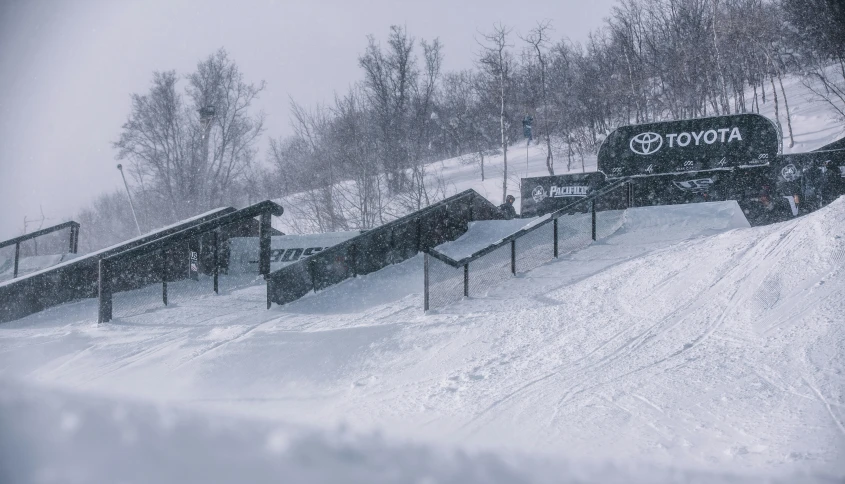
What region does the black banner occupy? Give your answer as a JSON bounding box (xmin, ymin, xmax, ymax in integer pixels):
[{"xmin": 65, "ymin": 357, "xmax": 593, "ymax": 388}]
[
  {"xmin": 520, "ymin": 172, "xmax": 607, "ymax": 217},
  {"xmin": 598, "ymin": 114, "xmax": 780, "ymax": 178},
  {"xmin": 626, "ymin": 150, "xmax": 845, "ymax": 225}
]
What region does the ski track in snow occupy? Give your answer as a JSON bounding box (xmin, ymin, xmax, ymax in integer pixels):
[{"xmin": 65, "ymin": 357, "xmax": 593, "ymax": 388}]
[
  {"xmin": 3, "ymin": 73, "xmax": 845, "ymax": 480},
  {"xmin": 2, "ymin": 199, "xmax": 844, "ymax": 480}
]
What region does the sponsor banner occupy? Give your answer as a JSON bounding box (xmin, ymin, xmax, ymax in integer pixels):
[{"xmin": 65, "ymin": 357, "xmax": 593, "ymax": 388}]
[
  {"xmin": 520, "ymin": 172, "xmax": 606, "ymax": 217},
  {"xmin": 773, "ymin": 150, "xmax": 845, "ymax": 207},
  {"xmin": 626, "ymin": 150, "xmax": 845, "ymax": 225},
  {"xmin": 599, "ymin": 114, "xmax": 780, "ymax": 178},
  {"xmin": 227, "ymin": 231, "xmax": 361, "ymax": 274}
]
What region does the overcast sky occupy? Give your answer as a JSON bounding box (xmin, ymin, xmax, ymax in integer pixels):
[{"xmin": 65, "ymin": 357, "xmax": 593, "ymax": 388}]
[{"xmin": 0, "ymin": 0, "xmax": 617, "ymax": 241}]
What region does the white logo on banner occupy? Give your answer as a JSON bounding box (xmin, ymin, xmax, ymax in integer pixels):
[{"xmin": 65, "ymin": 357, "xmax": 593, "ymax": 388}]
[
  {"xmin": 532, "ymin": 186, "xmax": 547, "ymax": 203},
  {"xmin": 630, "ymin": 132, "xmax": 663, "ymax": 155},
  {"xmin": 781, "ymin": 163, "xmax": 800, "ymax": 182},
  {"xmin": 629, "ymin": 128, "xmax": 744, "ymax": 156},
  {"xmin": 672, "ymin": 178, "xmax": 714, "ymax": 192}
]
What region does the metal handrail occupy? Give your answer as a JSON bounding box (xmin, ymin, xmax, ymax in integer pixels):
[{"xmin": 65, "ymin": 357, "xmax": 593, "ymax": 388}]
[
  {"xmin": 425, "ymin": 178, "xmax": 630, "ymax": 268},
  {"xmin": 0, "ymin": 221, "xmax": 80, "ymax": 251},
  {"xmin": 98, "ymin": 200, "xmax": 284, "ymax": 323}
]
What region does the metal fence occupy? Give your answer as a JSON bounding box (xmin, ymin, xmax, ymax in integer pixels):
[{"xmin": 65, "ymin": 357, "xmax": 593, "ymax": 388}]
[
  {"xmin": 0, "ymin": 221, "xmax": 79, "ymax": 283},
  {"xmin": 424, "ymin": 180, "xmax": 629, "ymax": 311},
  {"xmin": 99, "ymin": 201, "xmax": 283, "ymax": 323}
]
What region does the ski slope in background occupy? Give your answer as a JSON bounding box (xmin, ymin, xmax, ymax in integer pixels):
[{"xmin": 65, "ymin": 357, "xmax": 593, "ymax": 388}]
[
  {"xmin": 1, "ymin": 71, "xmax": 845, "ymax": 482},
  {"xmin": 275, "ymin": 68, "xmax": 845, "ymax": 234},
  {"xmin": 1, "ymin": 199, "xmax": 844, "ymax": 481}
]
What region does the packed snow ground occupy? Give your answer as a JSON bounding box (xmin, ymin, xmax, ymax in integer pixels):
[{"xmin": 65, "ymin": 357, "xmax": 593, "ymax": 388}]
[
  {"xmin": 2, "ymin": 70, "xmax": 845, "ymax": 482},
  {"xmin": 2, "ymin": 199, "xmax": 844, "ymax": 481}
]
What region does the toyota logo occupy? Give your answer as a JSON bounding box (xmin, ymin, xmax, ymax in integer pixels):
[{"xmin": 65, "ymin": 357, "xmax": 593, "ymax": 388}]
[
  {"xmin": 531, "ymin": 186, "xmax": 546, "ymax": 203},
  {"xmin": 630, "ymin": 132, "xmax": 663, "ymax": 156}
]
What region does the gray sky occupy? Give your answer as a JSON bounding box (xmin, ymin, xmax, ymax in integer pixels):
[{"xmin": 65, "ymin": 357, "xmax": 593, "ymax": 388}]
[{"xmin": 0, "ymin": 0, "xmax": 617, "ymax": 241}]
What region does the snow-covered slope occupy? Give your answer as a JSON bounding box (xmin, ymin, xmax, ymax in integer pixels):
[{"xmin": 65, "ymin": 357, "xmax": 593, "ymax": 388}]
[
  {"xmin": 275, "ymin": 69, "xmax": 845, "ymax": 235},
  {"xmin": 2, "ymin": 199, "xmax": 843, "ymax": 480}
]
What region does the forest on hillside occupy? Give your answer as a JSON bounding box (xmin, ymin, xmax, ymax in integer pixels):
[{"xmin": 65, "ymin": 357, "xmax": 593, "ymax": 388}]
[{"xmin": 78, "ymin": 0, "xmax": 845, "ymax": 250}]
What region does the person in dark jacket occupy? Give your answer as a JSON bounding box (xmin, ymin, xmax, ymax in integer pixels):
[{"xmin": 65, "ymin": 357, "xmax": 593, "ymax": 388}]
[{"xmin": 499, "ymin": 194, "xmax": 517, "ymax": 220}]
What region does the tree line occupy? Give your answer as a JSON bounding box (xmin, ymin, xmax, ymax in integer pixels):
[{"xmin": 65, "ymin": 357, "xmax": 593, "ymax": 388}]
[{"xmin": 77, "ymin": 0, "xmax": 845, "ymax": 252}]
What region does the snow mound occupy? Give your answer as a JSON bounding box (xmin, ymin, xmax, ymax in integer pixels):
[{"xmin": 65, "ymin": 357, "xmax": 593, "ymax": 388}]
[
  {"xmin": 0, "ymin": 379, "xmax": 836, "ymax": 484},
  {"xmin": 1, "ymin": 199, "xmax": 843, "ymax": 480}
]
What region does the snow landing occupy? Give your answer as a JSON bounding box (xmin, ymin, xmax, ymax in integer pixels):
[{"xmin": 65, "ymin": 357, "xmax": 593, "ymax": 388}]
[{"xmin": 1, "ymin": 200, "xmax": 844, "ymax": 481}]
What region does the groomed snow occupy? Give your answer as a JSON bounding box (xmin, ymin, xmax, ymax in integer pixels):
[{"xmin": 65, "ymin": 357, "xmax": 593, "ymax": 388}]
[
  {"xmin": 1, "ymin": 199, "xmax": 843, "ymax": 481},
  {"xmin": 2, "ymin": 69, "xmax": 845, "ymax": 482}
]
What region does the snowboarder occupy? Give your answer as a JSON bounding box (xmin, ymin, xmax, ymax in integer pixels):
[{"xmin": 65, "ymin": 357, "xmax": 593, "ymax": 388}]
[{"xmin": 499, "ymin": 195, "xmax": 517, "ymax": 220}]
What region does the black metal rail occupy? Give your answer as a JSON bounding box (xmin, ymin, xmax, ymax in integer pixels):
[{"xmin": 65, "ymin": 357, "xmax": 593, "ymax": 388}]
[
  {"xmin": 98, "ymin": 200, "xmax": 284, "ymax": 323},
  {"xmin": 0, "ymin": 221, "xmax": 80, "ymax": 279},
  {"xmin": 423, "ymin": 178, "xmax": 630, "ymax": 311},
  {"xmin": 425, "ymin": 178, "xmax": 629, "ymax": 269},
  {"xmin": 266, "ymin": 189, "xmax": 502, "ymax": 307}
]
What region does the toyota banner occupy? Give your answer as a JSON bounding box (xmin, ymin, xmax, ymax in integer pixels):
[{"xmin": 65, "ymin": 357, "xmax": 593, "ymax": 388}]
[
  {"xmin": 522, "ymin": 150, "xmax": 844, "ymax": 224},
  {"xmin": 598, "ymin": 113, "xmax": 780, "ymax": 178}
]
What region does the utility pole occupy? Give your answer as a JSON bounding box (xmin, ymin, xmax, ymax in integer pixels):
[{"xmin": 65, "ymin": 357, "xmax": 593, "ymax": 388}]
[{"xmin": 117, "ymin": 164, "xmax": 142, "ymax": 236}]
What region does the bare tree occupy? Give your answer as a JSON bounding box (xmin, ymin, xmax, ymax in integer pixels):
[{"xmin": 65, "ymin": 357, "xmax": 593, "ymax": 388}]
[
  {"xmin": 478, "ymin": 23, "xmax": 514, "ymax": 203},
  {"xmin": 114, "ymin": 49, "xmax": 265, "ymax": 221},
  {"xmin": 522, "ymin": 20, "xmax": 555, "ymax": 175}
]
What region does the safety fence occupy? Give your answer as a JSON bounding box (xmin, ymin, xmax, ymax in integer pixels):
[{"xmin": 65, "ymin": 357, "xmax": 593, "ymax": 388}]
[
  {"xmin": 423, "ymin": 180, "xmax": 630, "ymax": 311},
  {"xmin": 0, "ymin": 221, "xmax": 79, "ymax": 283},
  {"xmin": 266, "ymin": 189, "xmax": 502, "ymax": 306},
  {"xmin": 98, "ymin": 201, "xmax": 283, "ymax": 323}
]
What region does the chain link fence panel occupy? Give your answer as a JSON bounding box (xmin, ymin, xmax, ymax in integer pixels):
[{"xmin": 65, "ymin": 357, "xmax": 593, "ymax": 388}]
[
  {"xmin": 515, "ymin": 221, "xmax": 555, "ymax": 274},
  {"xmin": 555, "ymin": 212, "xmax": 593, "ymax": 255},
  {"xmin": 111, "ymin": 249, "xmax": 165, "ymax": 319},
  {"xmin": 426, "ymin": 256, "xmax": 464, "ymax": 310},
  {"xmin": 467, "ymin": 243, "xmax": 512, "ymax": 299},
  {"xmin": 0, "ymin": 245, "xmax": 16, "ymax": 283},
  {"xmin": 596, "ymin": 209, "xmax": 626, "ymax": 240}
]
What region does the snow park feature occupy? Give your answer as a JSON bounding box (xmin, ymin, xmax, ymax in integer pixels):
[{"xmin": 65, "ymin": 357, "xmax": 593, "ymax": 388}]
[
  {"xmin": 2, "ymin": 102, "xmax": 845, "ymax": 483},
  {"xmin": 0, "ymin": 220, "xmax": 80, "ymax": 283}
]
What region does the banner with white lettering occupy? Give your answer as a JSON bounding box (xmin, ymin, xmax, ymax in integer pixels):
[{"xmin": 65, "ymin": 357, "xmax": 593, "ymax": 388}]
[
  {"xmin": 520, "ymin": 172, "xmax": 606, "ymax": 217},
  {"xmin": 227, "ymin": 231, "xmax": 361, "ymax": 274},
  {"xmin": 598, "ymin": 114, "xmax": 780, "ymax": 178}
]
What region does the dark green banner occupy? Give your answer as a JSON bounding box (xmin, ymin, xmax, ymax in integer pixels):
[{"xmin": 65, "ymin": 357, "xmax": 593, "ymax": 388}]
[{"xmin": 599, "ymin": 114, "xmax": 780, "ymax": 178}]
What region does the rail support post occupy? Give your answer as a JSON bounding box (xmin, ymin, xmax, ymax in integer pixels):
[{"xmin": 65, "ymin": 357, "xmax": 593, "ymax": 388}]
[
  {"xmin": 423, "ymin": 253, "xmax": 430, "ymax": 311},
  {"xmin": 98, "ymin": 259, "xmax": 112, "ymax": 323},
  {"xmin": 259, "ymin": 212, "xmax": 272, "ymax": 276},
  {"xmin": 553, "ymin": 218, "xmax": 559, "ymax": 258},
  {"xmin": 13, "ymin": 242, "xmax": 19, "ymax": 278},
  {"xmin": 212, "ymin": 231, "xmax": 219, "ymax": 294},
  {"xmin": 511, "ymin": 240, "xmax": 516, "ymax": 275},
  {"xmin": 463, "ymin": 263, "xmax": 469, "ymax": 298},
  {"xmin": 161, "ymin": 248, "xmax": 168, "ymax": 306},
  {"xmin": 591, "ymin": 200, "xmax": 597, "ymax": 241}
]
